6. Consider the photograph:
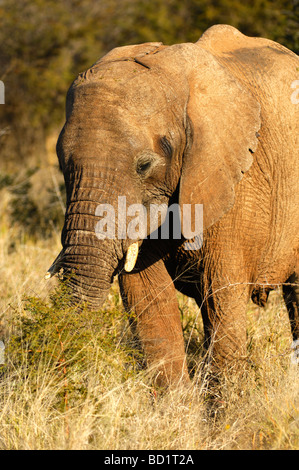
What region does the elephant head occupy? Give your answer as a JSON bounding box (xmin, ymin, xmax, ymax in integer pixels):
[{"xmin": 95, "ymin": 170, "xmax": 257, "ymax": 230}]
[{"xmin": 46, "ymin": 38, "xmax": 260, "ymax": 308}]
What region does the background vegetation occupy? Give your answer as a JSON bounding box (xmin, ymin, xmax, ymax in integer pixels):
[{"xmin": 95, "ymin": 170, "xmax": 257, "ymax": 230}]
[
  {"xmin": 0, "ymin": 0, "xmax": 298, "ymax": 171},
  {"xmin": 0, "ymin": 0, "xmax": 298, "ymax": 450}
]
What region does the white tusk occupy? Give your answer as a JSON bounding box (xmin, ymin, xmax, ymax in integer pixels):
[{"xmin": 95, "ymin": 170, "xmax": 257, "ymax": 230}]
[
  {"xmin": 124, "ymin": 242, "xmax": 139, "ymax": 272},
  {"xmin": 44, "ymin": 272, "xmax": 52, "ymax": 280}
]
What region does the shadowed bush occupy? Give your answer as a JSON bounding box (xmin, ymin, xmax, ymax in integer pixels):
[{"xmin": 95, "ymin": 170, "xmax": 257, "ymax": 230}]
[{"xmin": 4, "ymin": 282, "xmax": 141, "ymax": 411}]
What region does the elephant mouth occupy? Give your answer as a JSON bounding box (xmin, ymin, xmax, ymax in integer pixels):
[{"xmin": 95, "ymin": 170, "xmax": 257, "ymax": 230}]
[
  {"xmin": 45, "ymin": 240, "xmax": 140, "ymax": 281},
  {"xmin": 44, "ymin": 241, "xmax": 140, "ymax": 311}
]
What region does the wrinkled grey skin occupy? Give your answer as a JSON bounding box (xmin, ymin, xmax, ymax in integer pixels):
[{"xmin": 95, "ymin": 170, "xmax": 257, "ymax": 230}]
[{"xmin": 49, "ymin": 25, "xmax": 299, "ymax": 386}]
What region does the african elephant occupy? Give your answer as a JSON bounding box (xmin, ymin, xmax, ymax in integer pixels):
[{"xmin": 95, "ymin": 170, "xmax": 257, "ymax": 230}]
[{"xmin": 47, "ymin": 25, "xmax": 299, "ymax": 386}]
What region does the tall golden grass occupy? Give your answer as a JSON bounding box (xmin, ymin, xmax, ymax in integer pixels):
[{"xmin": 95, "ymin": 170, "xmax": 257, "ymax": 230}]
[{"xmin": 0, "ymin": 201, "xmax": 298, "ymax": 450}]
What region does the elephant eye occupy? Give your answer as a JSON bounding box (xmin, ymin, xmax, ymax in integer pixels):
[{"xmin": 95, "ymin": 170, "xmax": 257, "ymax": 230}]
[
  {"xmin": 136, "ymin": 157, "xmax": 152, "ymax": 176},
  {"xmin": 136, "ymin": 151, "xmax": 165, "ymax": 178}
]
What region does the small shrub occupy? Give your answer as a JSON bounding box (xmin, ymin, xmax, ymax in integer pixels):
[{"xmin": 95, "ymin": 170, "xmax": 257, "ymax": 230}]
[{"xmin": 5, "ymin": 282, "xmax": 139, "ymax": 411}]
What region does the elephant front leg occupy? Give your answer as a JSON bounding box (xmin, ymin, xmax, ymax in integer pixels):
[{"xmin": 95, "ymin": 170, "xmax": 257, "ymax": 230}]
[
  {"xmin": 200, "ymin": 283, "xmax": 249, "ymax": 379},
  {"xmin": 119, "ymin": 258, "xmax": 190, "ymax": 388}
]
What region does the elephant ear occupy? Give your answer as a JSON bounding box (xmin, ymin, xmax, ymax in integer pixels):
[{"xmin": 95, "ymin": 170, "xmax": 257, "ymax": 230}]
[{"xmin": 179, "ymin": 46, "xmax": 261, "ymax": 231}]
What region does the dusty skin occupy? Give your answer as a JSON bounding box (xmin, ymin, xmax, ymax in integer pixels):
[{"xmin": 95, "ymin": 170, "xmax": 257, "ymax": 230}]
[{"xmin": 48, "ymin": 25, "xmax": 299, "ymax": 387}]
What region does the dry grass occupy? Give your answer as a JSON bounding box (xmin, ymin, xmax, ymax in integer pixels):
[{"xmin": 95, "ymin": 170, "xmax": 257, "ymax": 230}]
[{"xmin": 0, "ymin": 222, "xmax": 298, "ymax": 450}]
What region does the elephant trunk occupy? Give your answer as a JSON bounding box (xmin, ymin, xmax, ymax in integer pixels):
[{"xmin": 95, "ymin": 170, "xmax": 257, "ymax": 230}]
[
  {"xmin": 61, "ymin": 237, "xmax": 119, "ymax": 308},
  {"xmin": 47, "ymin": 165, "xmax": 128, "ymax": 309}
]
